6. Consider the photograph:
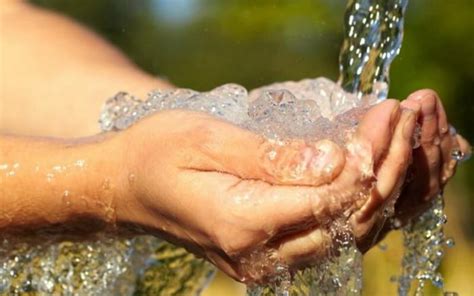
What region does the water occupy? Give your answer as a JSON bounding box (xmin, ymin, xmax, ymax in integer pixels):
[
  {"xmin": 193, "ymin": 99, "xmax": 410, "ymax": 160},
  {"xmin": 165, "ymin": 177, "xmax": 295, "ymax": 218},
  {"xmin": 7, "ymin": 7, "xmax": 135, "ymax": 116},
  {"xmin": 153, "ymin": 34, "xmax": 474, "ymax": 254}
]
[
  {"xmin": 336, "ymin": 0, "xmax": 409, "ymax": 102},
  {"xmin": 102, "ymin": 78, "xmax": 371, "ymax": 294},
  {"xmin": 397, "ymin": 194, "xmax": 453, "ymax": 296},
  {"xmin": 0, "ymin": 0, "xmax": 456, "ymax": 295}
]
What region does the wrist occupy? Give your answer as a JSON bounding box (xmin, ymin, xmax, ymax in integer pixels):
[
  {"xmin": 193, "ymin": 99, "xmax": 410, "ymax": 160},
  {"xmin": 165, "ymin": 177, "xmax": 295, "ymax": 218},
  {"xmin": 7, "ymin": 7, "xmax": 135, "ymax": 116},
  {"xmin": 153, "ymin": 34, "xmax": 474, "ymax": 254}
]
[
  {"xmin": 73, "ymin": 133, "xmax": 129, "ymax": 231},
  {"xmin": 110, "ymin": 112, "xmax": 173, "ymax": 234}
]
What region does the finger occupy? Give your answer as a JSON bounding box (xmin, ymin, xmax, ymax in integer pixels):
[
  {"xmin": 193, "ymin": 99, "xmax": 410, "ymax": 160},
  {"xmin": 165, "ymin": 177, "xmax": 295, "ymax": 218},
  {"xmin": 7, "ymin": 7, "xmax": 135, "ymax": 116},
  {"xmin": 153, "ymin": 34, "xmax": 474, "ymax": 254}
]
[
  {"xmin": 457, "ymin": 134, "xmax": 472, "ymax": 161},
  {"xmin": 221, "ymin": 181, "xmax": 338, "ymax": 237},
  {"xmin": 277, "ymin": 228, "xmax": 331, "ymax": 268},
  {"xmin": 436, "ymin": 96, "xmax": 449, "ymax": 136},
  {"xmin": 400, "ymin": 98, "xmax": 422, "ymax": 145},
  {"xmin": 187, "ymin": 117, "xmax": 345, "ymax": 186},
  {"xmin": 401, "ymin": 98, "xmax": 422, "ymax": 114},
  {"xmin": 440, "ymin": 126, "xmax": 459, "ymax": 184},
  {"xmin": 407, "ymin": 90, "xmax": 443, "ymax": 198},
  {"xmin": 413, "ymin": 89, "xmax": 449, "ymax": 136},
  {"xmin": 179, "ymin": 168, "xmax": 361, "ymax": 258},
  {"xmin": 407, "ymin": 90, "xmax": 440, "ymax": 145},
  {"xmin": 355, "ymin": 109, "xmax": 417, "ymax": 223},
  {"xmin": 259, "ymin": 139, "xmax": 345, "ymax": 186},
  {"xmin": 440, "ymin": 130, "xmax": 472, "ymax": 184},
  {"xmin": 354, "ymin": 99, "xmax": 401, "ymax": 166}
]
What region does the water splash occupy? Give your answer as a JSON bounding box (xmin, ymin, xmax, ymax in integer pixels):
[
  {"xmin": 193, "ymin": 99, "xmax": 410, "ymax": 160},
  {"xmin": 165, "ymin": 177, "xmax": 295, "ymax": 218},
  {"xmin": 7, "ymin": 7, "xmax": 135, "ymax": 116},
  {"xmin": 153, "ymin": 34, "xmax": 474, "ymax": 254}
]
[{"xmin": 397, "ymin": 194, "xmax": 453, "ymax": 295}]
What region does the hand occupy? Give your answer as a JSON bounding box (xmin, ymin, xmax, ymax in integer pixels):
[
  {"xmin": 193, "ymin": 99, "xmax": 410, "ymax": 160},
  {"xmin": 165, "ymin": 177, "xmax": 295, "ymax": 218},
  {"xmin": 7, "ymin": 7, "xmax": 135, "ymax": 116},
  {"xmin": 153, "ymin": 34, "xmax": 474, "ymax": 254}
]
[
  {"xmin": 358, "ymin": 90, "xmax": 471, "ymax": 249},
  {"xmin": 392, "ymin": 90, "xmax": 471, "ymax": 225},
  {"xmin": 113, "ymin": 100, "xmax": 416, "ymax": 283}
]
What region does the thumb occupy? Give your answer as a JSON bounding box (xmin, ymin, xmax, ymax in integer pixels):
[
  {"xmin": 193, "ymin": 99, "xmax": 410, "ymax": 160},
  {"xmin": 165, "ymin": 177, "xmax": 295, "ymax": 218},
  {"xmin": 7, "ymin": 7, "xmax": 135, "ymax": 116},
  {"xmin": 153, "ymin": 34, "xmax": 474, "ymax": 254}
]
[{"xmin": 189, "ymin": 118, "xmax": 345, "ymax": 186}]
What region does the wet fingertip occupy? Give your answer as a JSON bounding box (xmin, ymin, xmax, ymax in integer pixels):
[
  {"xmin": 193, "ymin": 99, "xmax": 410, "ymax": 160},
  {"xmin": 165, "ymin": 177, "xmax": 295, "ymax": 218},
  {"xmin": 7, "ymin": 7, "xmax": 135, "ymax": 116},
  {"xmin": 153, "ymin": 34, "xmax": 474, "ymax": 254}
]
[{"xmin": 406, "ymin": 89, "xmax": 427, "ymax": 102}]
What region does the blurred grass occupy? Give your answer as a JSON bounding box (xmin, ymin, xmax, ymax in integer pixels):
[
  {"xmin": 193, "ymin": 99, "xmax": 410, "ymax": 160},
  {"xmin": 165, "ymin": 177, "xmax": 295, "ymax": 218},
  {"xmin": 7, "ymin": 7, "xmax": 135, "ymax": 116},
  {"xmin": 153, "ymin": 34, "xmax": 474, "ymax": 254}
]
[{"xmin": 30, "ymin": 0, "xmax": 474, "ymax": 294}]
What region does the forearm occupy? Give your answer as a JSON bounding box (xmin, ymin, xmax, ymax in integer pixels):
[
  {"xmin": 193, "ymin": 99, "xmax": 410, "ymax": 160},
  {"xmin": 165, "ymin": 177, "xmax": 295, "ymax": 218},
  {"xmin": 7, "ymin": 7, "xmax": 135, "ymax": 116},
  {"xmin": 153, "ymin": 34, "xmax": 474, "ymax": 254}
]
[
  {"xmin": 0, "ymin": 133, "xmax": 126, "ymax": 235},
  {"xmin": 0, "ymin": 1, "xmax": 172, "ymax": 137}
]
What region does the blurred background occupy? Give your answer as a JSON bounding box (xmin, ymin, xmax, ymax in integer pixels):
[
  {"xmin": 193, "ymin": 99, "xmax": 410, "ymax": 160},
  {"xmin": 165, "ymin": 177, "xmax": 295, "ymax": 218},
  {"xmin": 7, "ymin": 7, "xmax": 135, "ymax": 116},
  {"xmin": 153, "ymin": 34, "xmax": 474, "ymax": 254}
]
[{"xmin": 29, "ymin": 0, "xmax": 474, "ymax": 294}]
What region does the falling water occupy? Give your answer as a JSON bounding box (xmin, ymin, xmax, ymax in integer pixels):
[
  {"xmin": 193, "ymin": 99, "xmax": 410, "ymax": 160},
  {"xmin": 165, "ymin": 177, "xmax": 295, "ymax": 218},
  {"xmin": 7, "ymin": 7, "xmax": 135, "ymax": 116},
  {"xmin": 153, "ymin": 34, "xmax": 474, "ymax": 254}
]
[
  {"xmin": 337, "ymin": 1, "xmax": 456, "ymax": 295},
  {"xmin": 336, "ymin": 0, "xmax": 409, "ymax": 102},
  {"xmin": 0, "ymin": 1, "xmax": 457, "ymax": 296},
  {"xmin": 396, "ymin": 194, "xmax": 454, "ymax": 296}
]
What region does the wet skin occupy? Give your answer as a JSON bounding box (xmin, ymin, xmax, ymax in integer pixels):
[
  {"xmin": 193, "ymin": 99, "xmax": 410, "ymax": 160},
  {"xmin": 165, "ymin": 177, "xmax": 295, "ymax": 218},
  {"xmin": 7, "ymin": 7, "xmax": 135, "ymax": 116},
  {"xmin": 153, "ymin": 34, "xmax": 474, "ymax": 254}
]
[
  {"xmin": 113, "ymin": 91, "xmax": 470, "ymax": 282},
  {"xmin": 0, "ymin": 92, "xmax": 469, "ymax": 284}
]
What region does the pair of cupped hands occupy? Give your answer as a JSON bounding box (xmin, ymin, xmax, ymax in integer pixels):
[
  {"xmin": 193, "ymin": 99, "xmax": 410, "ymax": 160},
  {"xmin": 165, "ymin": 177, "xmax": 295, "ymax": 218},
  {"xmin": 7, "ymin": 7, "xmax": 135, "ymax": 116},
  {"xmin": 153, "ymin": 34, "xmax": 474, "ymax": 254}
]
[{"xmin": 111, "ymin": 89, "xmax": 470, "ymax": 283}]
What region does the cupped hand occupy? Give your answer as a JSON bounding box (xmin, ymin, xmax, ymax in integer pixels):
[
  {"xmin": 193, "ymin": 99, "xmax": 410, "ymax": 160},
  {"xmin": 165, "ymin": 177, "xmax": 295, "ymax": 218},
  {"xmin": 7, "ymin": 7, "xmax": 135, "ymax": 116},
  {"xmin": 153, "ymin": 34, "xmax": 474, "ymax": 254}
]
[
  {"xmin": 391, "ymin": 90, "xmax": 471, "ymax": 226},
  {"xmin": 113, "ymin": 100, "xmax": 416, "ymax": 283},
  {"xmin": 356, "ymin": 90, "xmax": 471, "ymax": 250}
]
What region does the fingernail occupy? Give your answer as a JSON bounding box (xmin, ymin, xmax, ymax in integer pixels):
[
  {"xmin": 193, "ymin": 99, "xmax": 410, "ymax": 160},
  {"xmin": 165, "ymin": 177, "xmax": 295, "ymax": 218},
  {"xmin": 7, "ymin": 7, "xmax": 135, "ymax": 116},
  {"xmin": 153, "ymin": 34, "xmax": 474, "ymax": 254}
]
[{"xmin": 403, "ymin": 111, "xmax": 416, "ymax": 140}]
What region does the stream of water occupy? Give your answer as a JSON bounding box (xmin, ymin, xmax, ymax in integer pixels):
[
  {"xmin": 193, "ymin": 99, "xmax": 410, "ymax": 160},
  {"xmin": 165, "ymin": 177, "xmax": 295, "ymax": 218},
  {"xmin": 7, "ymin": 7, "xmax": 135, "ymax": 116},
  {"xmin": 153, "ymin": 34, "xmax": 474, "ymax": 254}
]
[{"xmin": 0, "ymin": 1, "xmax": 457, "ymax": 295}]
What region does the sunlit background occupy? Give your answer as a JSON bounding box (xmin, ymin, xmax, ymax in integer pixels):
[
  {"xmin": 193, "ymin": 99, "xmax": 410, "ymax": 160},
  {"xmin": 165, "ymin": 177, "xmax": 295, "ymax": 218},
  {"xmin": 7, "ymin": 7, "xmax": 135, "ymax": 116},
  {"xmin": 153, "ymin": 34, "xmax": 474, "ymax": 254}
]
[{"xmin": 30, "ymin": 0, "xmax": 474, "ymax": 294}]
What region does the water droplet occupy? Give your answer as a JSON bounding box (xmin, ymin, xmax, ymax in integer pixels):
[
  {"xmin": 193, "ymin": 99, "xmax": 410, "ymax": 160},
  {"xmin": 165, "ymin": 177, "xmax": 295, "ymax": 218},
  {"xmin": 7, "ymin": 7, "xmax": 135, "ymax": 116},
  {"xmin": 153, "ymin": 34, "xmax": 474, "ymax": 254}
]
[
  {"xmin": 62, "ymin": 190, "xmax": 71, "ymax": 206},
  {"xmin": 102, "ymin": 178, "xmax": 111, "ymax": 190},
  {"xmin": 451, "ymin": 149, "xmax": 464, "ymax": 161},
  {"xmin": 444, "ymin": 238, "xmax": 455, "ymax": 248},
  {"xmin": 377, "ymin": 243, "xmax": 388, "ymax": 251},
  {"xmin": 432, "ymin": 275, "xmax": 443, "ymax": 288},
  {"xmin": 424, "ymin": 230, "xmax": 432, "ymax": 239},
  {"xmin": 128, "ymin": 173, "xmax": 136, "ymax": 184},
  {"xmin": 75, "ymin": 160, "xmax": 86, "ymax": 169},
  {"xmin": 441, "ymin": 215, "xmax": 448, "ymax": 224},
  {"xmin": 391, "ymin": 218, "xmax": 402, "ymax": 229},
  {"xmin": 268, "ymin": 150, "xmax": 277, "ymax": 160},
  {"xmin": 52, "ymin": 165, "xmax": 64, "ymax": 173},
  {"xmin": 46, "ymin": 173, "xmax": 55, "ymax": 183}
]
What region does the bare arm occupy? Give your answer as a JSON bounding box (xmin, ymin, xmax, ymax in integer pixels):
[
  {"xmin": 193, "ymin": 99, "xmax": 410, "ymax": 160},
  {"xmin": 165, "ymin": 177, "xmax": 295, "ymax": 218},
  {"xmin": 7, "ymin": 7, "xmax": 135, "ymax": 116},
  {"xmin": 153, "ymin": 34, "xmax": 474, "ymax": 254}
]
[
  {"xmin": 0, "ymin": 1, "xmax": 172, "ymax": 137},
  {"xmin": 0, "ymin": 133, "xmax": 125, "ymax": 234}
]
